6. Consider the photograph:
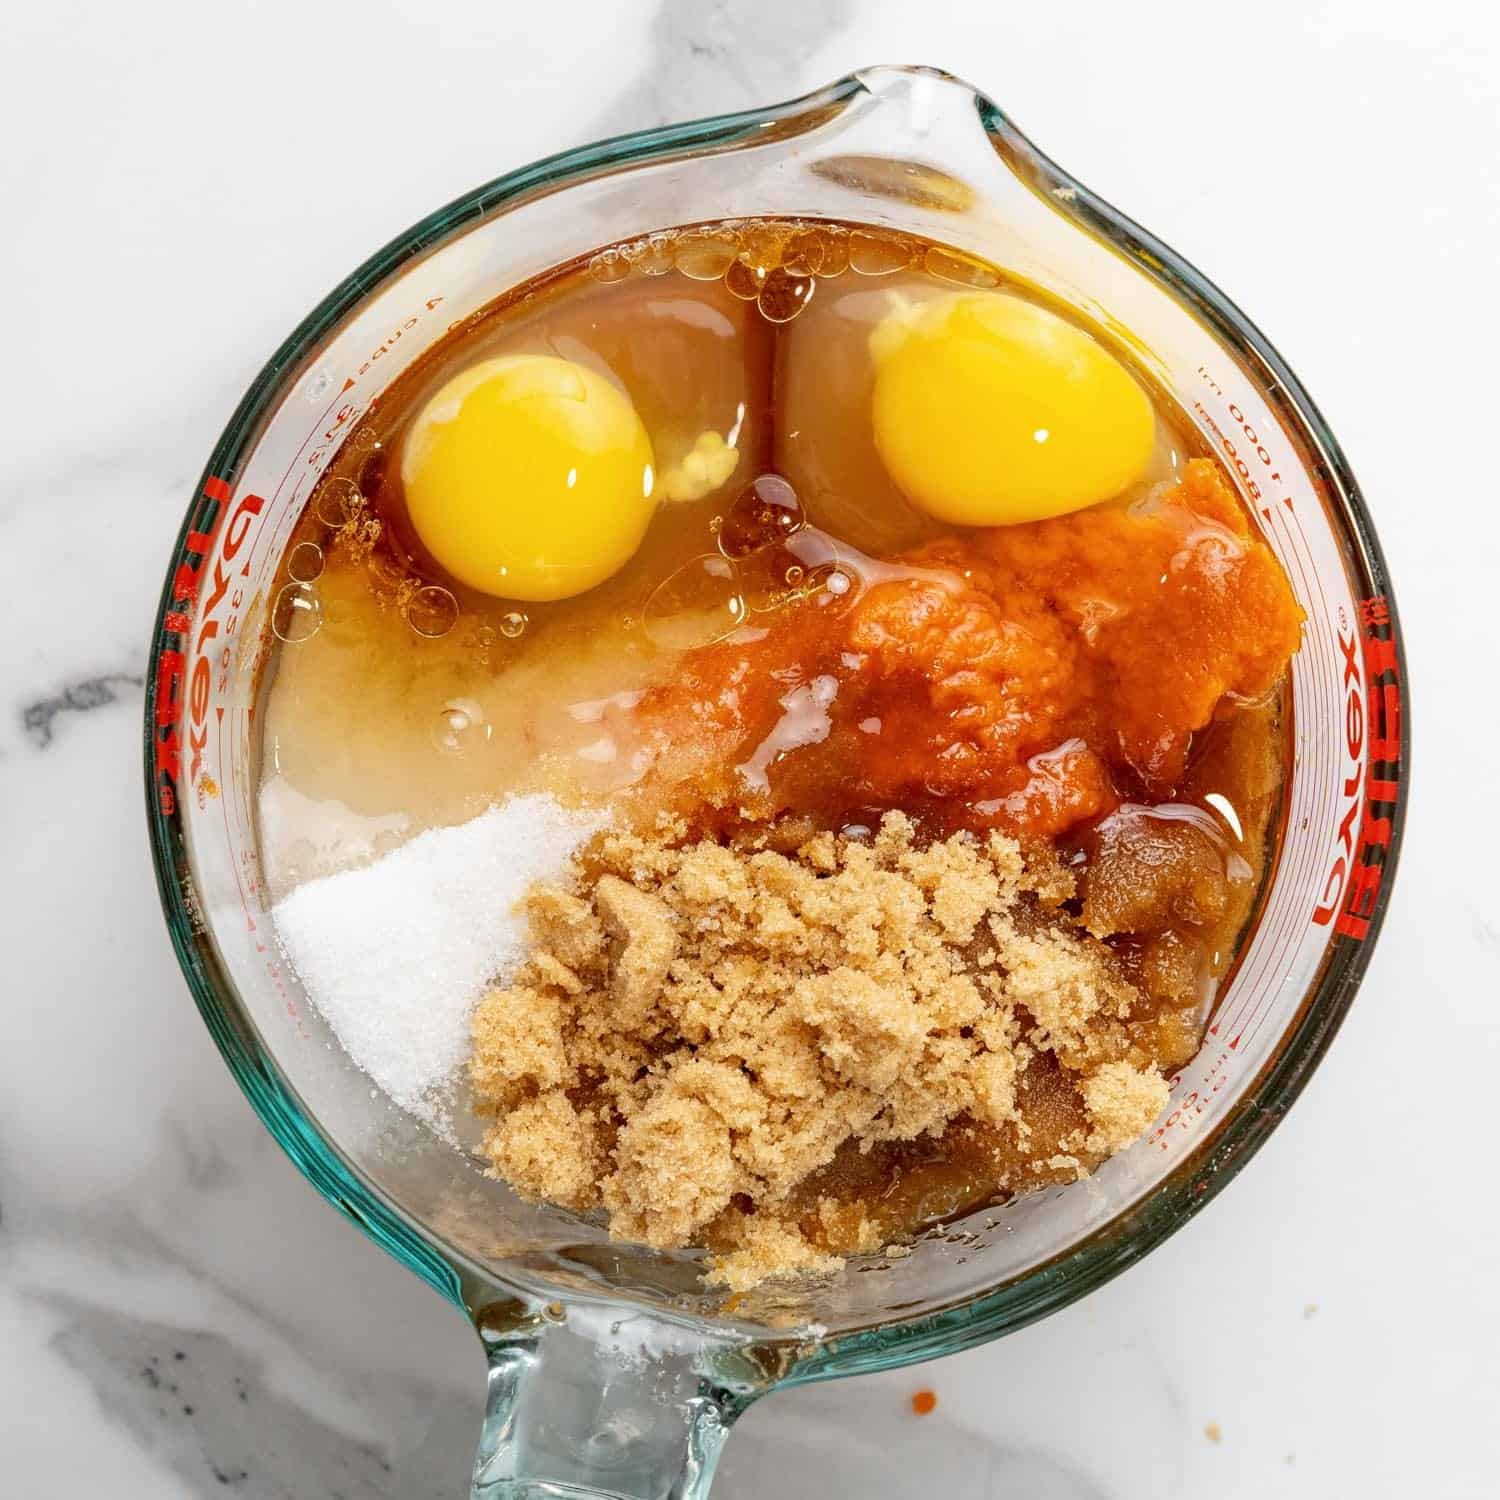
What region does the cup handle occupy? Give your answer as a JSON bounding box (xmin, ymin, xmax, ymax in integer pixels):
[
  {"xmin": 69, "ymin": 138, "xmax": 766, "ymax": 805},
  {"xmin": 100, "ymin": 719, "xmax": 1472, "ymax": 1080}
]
[{"xmin": 469, "ymin": 1293, "xmax": 767, "ymax": 1499}]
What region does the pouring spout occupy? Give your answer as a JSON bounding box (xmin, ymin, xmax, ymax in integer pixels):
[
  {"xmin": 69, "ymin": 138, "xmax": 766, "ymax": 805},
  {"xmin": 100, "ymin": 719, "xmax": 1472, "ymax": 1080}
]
[{"xmin": 469, "ymin": 1295, "xmax": 774, "ymax": 1500}]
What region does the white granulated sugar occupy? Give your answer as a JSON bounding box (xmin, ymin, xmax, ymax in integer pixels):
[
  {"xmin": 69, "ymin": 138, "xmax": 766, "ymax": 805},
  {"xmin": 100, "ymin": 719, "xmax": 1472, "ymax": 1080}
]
[{"xmin": 272, "ymin": 795, "xmax": 606, "ymax": 1134}]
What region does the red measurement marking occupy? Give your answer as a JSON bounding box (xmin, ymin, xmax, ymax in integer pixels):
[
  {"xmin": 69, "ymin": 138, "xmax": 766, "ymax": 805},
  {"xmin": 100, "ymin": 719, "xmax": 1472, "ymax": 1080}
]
[
  {"xmin": 1311, "ymin": 593, "xmax": 1400, "ymax": 942},
  {"xmin": 911, "ymin": 1390, "xmax": 937, "ymax": 1417},
  {"xmin": 152, "ymin": 475, "xmax": 231, "ymax": 815},
  {"xmin": 1227, "ymin": 500, "xmax": 1339, "ymax": 1044}
]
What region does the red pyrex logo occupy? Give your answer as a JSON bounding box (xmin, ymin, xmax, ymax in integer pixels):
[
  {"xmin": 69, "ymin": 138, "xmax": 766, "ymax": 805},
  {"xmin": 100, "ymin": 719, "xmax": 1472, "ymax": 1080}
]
[
  {"xmin": 152, "ymin": 477, "xmax": 266, "ymax": 817},
  {"xmin": 1312, "ymin": 595, "xmax": 1401, "ymax": 941}
]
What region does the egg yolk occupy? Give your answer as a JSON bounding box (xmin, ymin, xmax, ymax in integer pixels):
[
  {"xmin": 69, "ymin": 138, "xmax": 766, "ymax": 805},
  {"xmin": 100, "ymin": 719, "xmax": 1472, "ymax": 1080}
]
[
  {"xmin": 400, "ymin": 354, "xmax": 656, "ymax": 602},
  {"xmin": 869, "ymin": 292, "xmax": 1155, "ymax": 526}
]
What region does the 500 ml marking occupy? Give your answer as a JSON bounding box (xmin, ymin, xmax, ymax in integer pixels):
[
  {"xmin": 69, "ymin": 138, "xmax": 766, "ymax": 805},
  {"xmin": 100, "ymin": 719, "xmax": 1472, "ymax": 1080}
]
[
  {"xmin": 152, "ymin": 478, "xmax": 266, "ymax": 816},
  {"xmin": 1149, "ymin": 1047, "xmax": 1235, "ymax": 1151}
]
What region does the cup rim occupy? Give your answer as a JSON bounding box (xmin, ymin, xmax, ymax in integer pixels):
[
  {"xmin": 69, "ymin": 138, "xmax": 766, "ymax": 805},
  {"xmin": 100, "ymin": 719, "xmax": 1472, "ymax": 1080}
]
[{"xmin": 143, "ymin": 65, "xmax": 1408, "ymax": 1385}]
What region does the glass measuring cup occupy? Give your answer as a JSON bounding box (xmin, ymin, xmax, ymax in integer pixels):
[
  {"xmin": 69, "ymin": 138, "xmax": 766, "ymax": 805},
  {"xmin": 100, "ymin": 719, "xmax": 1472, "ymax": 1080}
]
[{"xmin": 144, "ymin": 65, "xmax": 1406, "ymax": 1499}]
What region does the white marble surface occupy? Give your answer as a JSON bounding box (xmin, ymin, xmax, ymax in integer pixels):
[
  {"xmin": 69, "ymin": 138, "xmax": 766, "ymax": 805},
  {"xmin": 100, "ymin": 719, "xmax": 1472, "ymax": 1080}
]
[{"xmin": 3, "ymin": 1, "xmax": 1497, "ymax": 1495}]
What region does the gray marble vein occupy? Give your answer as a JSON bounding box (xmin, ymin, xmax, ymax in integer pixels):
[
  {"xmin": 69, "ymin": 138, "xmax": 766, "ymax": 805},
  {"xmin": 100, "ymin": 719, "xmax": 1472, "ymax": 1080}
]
[
  {"xmin": 592, "ymin": 0, "xmax": 855, "ymax": 137},
  {"xmin": 44, "ymin": 1298, "xmax": 473, "ymax": 1498},
  {"xmin": 21, "ymin": 671, "xmax": 145, "ymax": 749}
]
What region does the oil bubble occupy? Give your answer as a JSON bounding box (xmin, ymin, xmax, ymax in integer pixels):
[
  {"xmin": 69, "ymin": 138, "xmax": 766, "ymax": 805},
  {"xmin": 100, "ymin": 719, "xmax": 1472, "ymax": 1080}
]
[
  {"xmin": 643, "ymin": 554, "xmax": 747, "ymax": 651},
  {"xmin": 742, "ymin": 529, "xmax": 847, "ymax": 613},
  {"xmin": 781, "ymin": 230, "xmax": 823, "ymax": 277},
  {"xmin": 924, "ymin": 245, "xmax": 1000, "ymax": 288},
  {"xmin": 724, "ymin": 258, "xmax": 767, "ymax": 301},
  {"xmin": 271, "ymin": 582, "xmax": 322, "ymax": 643},
  {"xmin": 407, "ymin": 583, "xmax": 459, "ymax": 638},
  {"xmin": 737, "ymin": 221, "xmax": 784, "ymax": 271},
  {"xmin": 817, "ymin": 227, "xmax": 850, "ymax": 277},
  {"xmin": 287, "ymin": 541, "xmax": 324, "ymax": 583},
  {"xmin": 849, "ymin": 230, "xmax": 914, "ymax": 276},
  {"xmin": 314, "ymin": 476, "xmax": 364, "ymax": 528},
  {"xmin": 637, "ymin": 234, "xmax": 675, "ymax": 276},
  {"xmin": 673, "ymin": 230, "xmax": 739, "ymax": 281},
  {"xmin": 431, "ymin": 696, "xmax": 491, "ymax": 754},
  {"xmin": 757, "ymin": 267, "xmax": 815, "ymax": 324},
  {"xmin": 588, "ymin": 249, "xmax": 630, "ymax": 284},
  {"xmin": 717, "ymin": 474, "xmax": 804, "ymax": 560},
  {"xmin": 499, "ymin": 609, "xmax": 528, "ymax": 639},
  {"xmin": 782, "ymin": 228, "xmax": 848, "ymax": 279}
]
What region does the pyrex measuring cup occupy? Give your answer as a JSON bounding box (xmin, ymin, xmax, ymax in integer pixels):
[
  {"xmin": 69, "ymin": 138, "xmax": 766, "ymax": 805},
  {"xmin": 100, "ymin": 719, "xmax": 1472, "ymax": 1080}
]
[{"xmin": 144, "ymin": 66, "xmax": 1407, "ymax": 1499}]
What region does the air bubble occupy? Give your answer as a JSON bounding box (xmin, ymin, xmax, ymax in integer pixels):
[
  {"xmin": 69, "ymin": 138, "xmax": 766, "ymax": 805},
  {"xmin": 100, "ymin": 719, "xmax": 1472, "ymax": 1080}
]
[
  {"xmin": 757, "ymin": 267, "xmax": 815, "ymax": 324},
  {"xmin": 742, "ymin": 529, "xmax": 849, "ymax": 613},
  {"xmin": 431, "ymin": 696, "xmax": 490, "ymax": 754},
  {"xmin": 781, "ymin": 230, "xmax": 821, "ymax": 277},
  {"xmin": 849, "ymin": 231, "xmax": 913, "ymax": 276},
  {"xmin": 813, "ymin": 563, "xmax": 854, "ymax": 598},
  {"xmin": 782, "ymin": 227, "xmax": 848, "ymax": 279},
  {"xmin": 287, "ymin": 541, "xmax": 324, "ymax": 583},
  {"xmin": 306, "ymin": 370, "xmax": 331, "ymax": 402},
  {"xmin": 817, "ymin": 227, "xmax": 850, "ymax": 277},
  {"xmin": 499, "ymin": 609, "xmax": 528, "ymax": 639},
  {"xmin": 724, "ymin": 258, "xmax": 767, "ymax": 301},
  {"xmin": 642, "ymin": 554, "xmax": 746, "ymax": 651},
  {"xmin": 637, "ymin": 234, "xmax": 675, "ymax": 276},
  {"xmin": 407, "ymin": 584, "xmax": 459, "ymax": 638},
  {"xmin": 717, "ymin": 474, "xmax": 804, "ymax": 560},
  {"xmin": 271, "ymin": 582, "xmax": 322, "ymax": 643},
  {"xmin": 673, "ymin": 230, "xmax": 739, "ymax": 281},
  {"xmin": 314, "ymin": 476, "xmax": 364, "ymax": 528},
  {"xmin": 588, "ymin": 249, "xmax": 630, "ymax": 284},
  {"xmin": 737, "ymin": 222, "xmax": 784, "ymax": 271},
  {"xmin": 924, "ymin": 245, "xmax": 1000, "ymax": 288}
]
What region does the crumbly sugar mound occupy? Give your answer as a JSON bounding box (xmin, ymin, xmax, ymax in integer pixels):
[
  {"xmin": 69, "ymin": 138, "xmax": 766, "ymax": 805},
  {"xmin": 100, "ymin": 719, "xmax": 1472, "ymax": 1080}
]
[{"xmin": 470, "ymin": 813, "xmax": 1169, "ymax": 1289}]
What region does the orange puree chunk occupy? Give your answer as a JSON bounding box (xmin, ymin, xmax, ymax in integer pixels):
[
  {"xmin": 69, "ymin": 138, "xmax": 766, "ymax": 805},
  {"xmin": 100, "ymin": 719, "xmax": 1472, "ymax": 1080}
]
[{"xmin": 630, "ymin": 459, "xmax": 1302, "ymax": 841}]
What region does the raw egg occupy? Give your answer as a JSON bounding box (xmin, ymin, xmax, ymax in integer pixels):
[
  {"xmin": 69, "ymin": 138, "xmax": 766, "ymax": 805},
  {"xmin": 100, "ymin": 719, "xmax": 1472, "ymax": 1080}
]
[
  {"xmin": 869, "ymin": 292, "xmax": 1155, "ymax": 526},
  {"xmin": 401, "ymin": 354, "xmax": 656, "ymax": 602}
]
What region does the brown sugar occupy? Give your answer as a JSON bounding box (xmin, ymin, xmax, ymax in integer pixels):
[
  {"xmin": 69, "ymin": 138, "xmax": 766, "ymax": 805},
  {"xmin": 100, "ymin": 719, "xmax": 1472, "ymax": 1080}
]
[{"xmin": 470, "ymin": 813, "xmax": 1171, "ymax": 1289}]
